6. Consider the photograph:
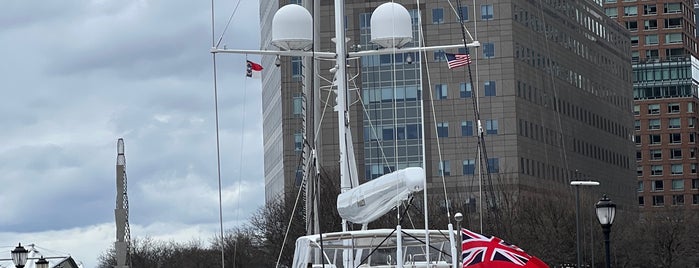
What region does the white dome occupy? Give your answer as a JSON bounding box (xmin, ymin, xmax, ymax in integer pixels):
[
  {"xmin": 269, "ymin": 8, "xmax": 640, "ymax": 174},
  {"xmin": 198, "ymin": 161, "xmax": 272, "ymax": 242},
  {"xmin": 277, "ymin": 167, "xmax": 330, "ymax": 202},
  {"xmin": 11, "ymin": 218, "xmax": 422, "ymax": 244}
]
[
  {"xmin": 272, "ymin": 4, "xmax": 313, "ymax": 50},
  {"xmin": 370, "ymin": 2, "xmax": 413, "ymax": 48}
]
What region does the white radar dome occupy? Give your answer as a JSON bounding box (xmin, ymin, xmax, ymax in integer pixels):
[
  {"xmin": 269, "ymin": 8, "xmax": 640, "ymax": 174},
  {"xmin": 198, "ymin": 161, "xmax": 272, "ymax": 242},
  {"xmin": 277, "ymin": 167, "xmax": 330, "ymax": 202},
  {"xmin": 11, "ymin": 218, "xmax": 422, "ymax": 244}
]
[
  {"xmin": 370, "ymin": 2, "xmax": 412, "ymax": 48},
  {"xmin": 272, "ymin": 4, "xmax": 313, "ymax": 50}
]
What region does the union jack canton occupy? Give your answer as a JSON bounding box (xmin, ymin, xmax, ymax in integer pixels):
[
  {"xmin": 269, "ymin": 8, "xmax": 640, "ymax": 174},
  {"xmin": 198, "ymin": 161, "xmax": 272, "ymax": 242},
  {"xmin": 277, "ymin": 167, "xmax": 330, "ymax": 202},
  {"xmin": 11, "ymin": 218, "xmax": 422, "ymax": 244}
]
[{"xmin": 461, "ymin": 228, "xmax": 534, "ymax": 268}]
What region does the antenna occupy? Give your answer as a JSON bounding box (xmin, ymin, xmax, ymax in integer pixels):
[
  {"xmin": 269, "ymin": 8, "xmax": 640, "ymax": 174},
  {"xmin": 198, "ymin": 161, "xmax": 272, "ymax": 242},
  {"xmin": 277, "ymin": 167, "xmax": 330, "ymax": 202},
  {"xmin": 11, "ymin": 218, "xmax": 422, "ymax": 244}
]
[{"xmin": 115, "ymin": 138, "xmax": 131, "ymax": 268}]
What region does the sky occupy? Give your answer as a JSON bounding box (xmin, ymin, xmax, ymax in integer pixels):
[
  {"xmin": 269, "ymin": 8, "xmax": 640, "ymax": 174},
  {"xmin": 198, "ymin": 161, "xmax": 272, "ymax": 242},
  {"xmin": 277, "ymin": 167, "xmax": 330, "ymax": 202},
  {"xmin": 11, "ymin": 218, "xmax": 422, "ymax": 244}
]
[{"xmin": 0, "ymin": 1, "xmax": 264, "ymax": 267}]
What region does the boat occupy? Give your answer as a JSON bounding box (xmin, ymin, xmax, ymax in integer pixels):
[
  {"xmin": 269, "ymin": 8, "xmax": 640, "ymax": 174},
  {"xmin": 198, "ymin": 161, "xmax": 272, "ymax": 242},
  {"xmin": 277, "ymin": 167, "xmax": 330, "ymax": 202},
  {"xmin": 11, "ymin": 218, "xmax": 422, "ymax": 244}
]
[{"xmin": 212, "ymin": 0, "xmax": 480, "ymax": 267}]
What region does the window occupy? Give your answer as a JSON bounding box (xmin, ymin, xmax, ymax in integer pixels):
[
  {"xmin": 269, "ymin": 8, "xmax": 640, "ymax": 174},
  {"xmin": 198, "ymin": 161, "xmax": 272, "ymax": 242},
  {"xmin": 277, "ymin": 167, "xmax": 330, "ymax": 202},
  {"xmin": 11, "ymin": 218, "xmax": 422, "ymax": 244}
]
[
  {"xmin": 692, "ymin": 164, "xmax": 697, "ymax": 174},
  {"xmin": 359, "ymin": 13, "xmax": 371, "ymax": 29},
  {"xmin": 634, "ymin": 120, "xmax": 641, "ymax": 130},
  {"xmin": 634, "ymin": 135, "xmax": 641, "ymax": 145},
  {"xmin": 486, "ymin": 119, "xmax": 498, "ymax": 135},
  {"xmin": 650, "ymin": 149, "xmax": 662, "ymax": 160},
  {"xmin": 669, "ymin": 133, "xmax": 681, "ymax": 144},
  {"xmin": 439, "ymin": 160, "xmax": 451, "ymax": 176},
  {"xmin": 638, "ymin": 181, "xmax": 644, "ymax": 192},
  {"xmin": 605, "ymin": 7, "xmax": 618, "ymax": 18},
  {"xmin": 643, "ymin": 4, "xmax": 657, "ymax": 15},
  {"xmin": 648, "ymin": 119, "xmax": 660, "ymax": 130},
  {"xmin": 463, "ymin": 159, "xmax": 475, "ymax": 175},
  {"xmin": 461, "ymin": 121, "xmax": 473, "ymax": 136},
  {"xmin": 692, "ymin": 148, "xmax": 697, "ymax": 158},
  {"xmin": 483, "ymin": 42, "xmax": 495, "ymax": 58},
  {"xmin": 694, "ymin": 194, "xmax": 699, "ymax": 205},
  {"xmin": 648, "ymin": 104, "xmax": 660, "ymax": 114},
  {"xmin": 636, "ymin": 151, "xmax": 642, "ymax": 161},
  {"xmin": 672, "ymin": 194, "xmax": 684, "ymax": 205},
  {"xmin": 670, "ymin": 148, "xmax": 682, "ymax": 159},
  {"xmin": 646, "ymin": 49, "xmax": 659, "ymax": 59},
  {"xmin": 651, "ymin": 166, "xmax": 663, "ymax": 176},
  {"xmin": 435, "ymin": 84, "xmax": 448, "ymax": 100},
  {"xmin": 291, "ymin": 56, "xmax": 302, "ymax": 80},
  {"xmin": 649, "ymin": 134, "xmax": 661, "ymax": 144},
  {"xmin": 624, "ymin": 6, "xmax": 638, "ymax": 16},
  {"xmin": 484, "ymin": 81, "xmax": 496, "ymax": 96},
  {"xmin": 671, "ymin": 164, "xmax": 683, "ymax": 175},
  {"xmin": 633, "ymin": 105, "xmax": 640, "ymax": 115},
  {"xmin": 460, "ymin": 83, "xmax": 472, "ymax": 98},
  {"xmin": 645, "ymin": 34, "xmax": 658, "ymax": 45},
  {"xmin": 689, "ymin": 118, "xmax": 695, "ymax": 128},
  {"xmin": 672, "ymin": 179, "xmax": 684, "ymax": 190},
  {"xmin": 626, "ymin": 20, "xmax": 638, "ymax": 31},
  {"xmin": 692, "ymin": 179, "xmax": 699, "ymax": 189},
  {"xmin": 638, "ymin": 196, "xmax": 645, "ymax": 206},
  {"xmin": 382, "ymin": 127, "xmax": 394, "ymax": 140},
  {"xmin": 434, "ymin": 50, "xmax": 446, "ymax": 61},
  {"xmin": 630, "ymin": 36, "xmax": 639, "ymax": 46},
  {"xmin": 644, "ymin": 19, "xmax": 657, "ymax": 30},
  {"xmin": 487, "ymin": 158, "xmax": 499, "ymax": 173},
  {"xmin": 481, "ymin": 5, "xmax": 493, "ymax": 20},
  {"xmin": 637, "ymin": 166, "xmax": 643, "ymax": 176},
  {"xmin": 432, "ymin": 8, "xmax": 444, "ymax": 24},
  {"xmin": 665, "ymin": 17, "xmax": 682, "ymax": 28},
  {"xmin": 437, "ymin": 122, "xmax": 449, "ymax": 137},
  {"xmin": 652, "ymin": 195, "xmax": 664, "ymax": 206},
  {"xmin": 293, "ymin": 96, "xmax": 304, "ymax": 115},
  {"xmin": 668, "ymin": 118, "xmax": 681, "ymax": 129},
  {"xmin": 652, "ymin": 179, "xmax": 664, "ymax": 190},
  {"xmin": 664, "ymin": 3, "xmax": 681, "ymax": 13},
  {"xmin": 691, "ymin": 133, "xmax": 696, "ymax": 143},
  {"xmin": 666, "ymin": 33, "xmax": 682, "ymax": 44},
  {"xmin": 458, "ymin": 6, "xmax": 469, "ymax": 21},
  {"xmin": 689, "ymin": 102, "xmax": 695, "ymax": 112},
  {"xmin": 294, "ymin": 132, "xmax": 303, "ymax": 152}
]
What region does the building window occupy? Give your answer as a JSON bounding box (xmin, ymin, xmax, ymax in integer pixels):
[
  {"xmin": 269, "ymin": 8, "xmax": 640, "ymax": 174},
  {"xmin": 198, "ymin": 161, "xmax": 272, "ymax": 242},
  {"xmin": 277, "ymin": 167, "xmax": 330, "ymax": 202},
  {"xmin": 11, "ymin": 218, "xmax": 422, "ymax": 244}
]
[
  {"xmin": 291, "ymin": 56, "xmax": 302, "ymax": 80},
  {"xmin": 648, "ymin": 119, "xmax": 660, "ymax": 130},
  {"xmin": 691, "ymin": 133, "xmax": 696, "ymax": 143},
  {"xmin": 689, "ymin": 102, "xmax": 695, "ymax": 112},
  {"xmin": 644, "ymin": 19, "xmax": 657, "ymax": 30},
  {"xmin": 665, "ymin": 17, "xmax": 682, "ymax": 28},
  {"xmin": 643, "ymin": 4, "xmax": 657, "ymax": 15},
  {"xmin": 649, "ymin": 134, "xmax": 661, "ymax": 144},
  {"xmin": 624, "ymin": 6, "xmax": 638, "ymax": 16},
  {"xmin": 671, "ymin": 164, "xmax": 683, "ymax": 175},
  {"xmin": 460, "ymin": 83, "xmax": 472, "ymax": 98},
  {"xmin": 437, "ymin": 122, "xmax": 449, "ymax": 137},
  {"xmin": 693, "ymin": 179, "xmax": 699, "ymax": 189},
  {"xmin": 672, "ymin": 194, "xmax": 684, "ymax": 205},
  {"xmin": 671, "ymin": 179, "xmax": 684, "ymax": 190},
  {"xmin": 692, "ymin": 148, "xmax": 697, "ymax": 158},
  {"xmin": 650, "ymin": 149, "xmax": 662, "ymax": 160},
  {"xmin": 432, "ymin": 8, "xmax": 444, "ymax": 24},
  {"xmin": 435, "ymin": 84, "xmax": 448, "ymax": 100},
  {"xmin": 651, "ymin": 166, "xmax": 663, "ymax": 176},
  {"xmin": 434, "ymin": 50, "xmax": 446, "ymax": 61},
  {"xmin": 487, "ymin": 158, "xmax": 499, "ymax": 173},
  {"xmin": 652, "ymin": 179, "xmax": 664, "ymax": 190},
  {"xmin": 652, "ymin": 195, "xmax": 664, "ymax": 206},
  {"xmin": 693, "ymin": 194, "xmax": 699, "ymax": 205},
  {"xmin": 463, "ymin": 159, "xmax": 475, "ymax": 175},
  {"xmin": 294, "ymin": 132, "xmax": 303, "ymax": 152},
  {"xmin": 461, "ymin": 121, "xmax": 473, "ymax": 136},
  {"xmin": 634, "ymin": 135, "xmax": 641, "ymax": 145},
  {"xmin": 669, "ymin": 133, "xmax": 681, "ymax": 144},
  {"xmin": 664, "ymin": 3, "xmax": 681, "ymax": 13},
  {"xmin": 634, "ymin": 120, "xmax": 641, "ymax": 130},
  {"xmin": 626, "ymin": 21, "xmax": 638, "ymax": 31},
  {"xmin": 483, "ymin": 42, "xmax": 495, "ymax": 58},
  {"xmin": 648, "ymin": 104, "xmax": 660, "ymax": 114},
  {"xmin": 633, "ymin": 105, "xmax": 640, "ymax": 115},
  {"xmin": 645, "ymin": 34, "xmax": 658, "ymax": 45},
  {"xmin": 692, "ymin": 163, "xmax": 697, "ymax": 174},
  {"xmin": 638, "ymin": 181, "xmax": 644, "ymax": 192},
  {"xmin": 636, "ymin": 151, "xmax": 642, "ymax": 161},
  {"xmin": 486, "ymin": 119, "xmax": 498, "ymax": 135},
  {"xmin": 382, "ymin": 126, "xmax": 394, "ymax": 140},
  {"xmin": 638, "ymin": 196, "xmax": 644, "ymax": 206},
  {"xmin": 439, "ymin": 160, "xmax": 451, "ymax": 176},
  {"xmin": 637, "ymin": 166, "xmax": 643, "ymax": 176},
  {"xmin": 668, "ymin": 118, "xmax": 680, "ymax": 129},
  {"xmin": 481, "ymin": 4, "xmax": 493, "ymax": 20},
  {"xmin": 458, "ymin": 6, "xmax": 469, "ymax": 21},
  {"xmin": 484, "ymin": 81, "xmax": 496, "ymax": 96},
  {"xmin": 605, "ymin": 7, "xmax": 618, "ymax": 18},
  {"xmin": 689, "ymin": 118, "xmax": 695, "ymax": 128},
  {"xmin": 665, "ymin": 33, "xmax": 682, "ymax": 44},
  {"xmin": 670, "ymin": 148, "xmax": 682, "ymax": 159},
  {"xmin": 293, "ymin": 95, "xmax": 304, "ymax": 116}
]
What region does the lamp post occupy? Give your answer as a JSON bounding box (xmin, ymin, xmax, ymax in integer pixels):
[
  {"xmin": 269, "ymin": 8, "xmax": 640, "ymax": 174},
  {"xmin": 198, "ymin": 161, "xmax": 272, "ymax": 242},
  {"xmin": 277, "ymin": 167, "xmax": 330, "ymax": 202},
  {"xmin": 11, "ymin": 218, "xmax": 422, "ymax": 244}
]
[
  {"xmin": 570, "ymin": 180, "xmax": 599, "ymax": 267},
  {"xmin": 10, "ymin": 243, "xmax": 28, "ymax": 268},
  {"xmin": 455, "ymin": 212, "xmax": 464, "ymax": 266},
  {"xmin": 35, "ymin": 256, "xmax": 49, "ymax": 268},
  {"xmin": 595, "ymin": 195, "xmax": 616, "ymax": 268}
]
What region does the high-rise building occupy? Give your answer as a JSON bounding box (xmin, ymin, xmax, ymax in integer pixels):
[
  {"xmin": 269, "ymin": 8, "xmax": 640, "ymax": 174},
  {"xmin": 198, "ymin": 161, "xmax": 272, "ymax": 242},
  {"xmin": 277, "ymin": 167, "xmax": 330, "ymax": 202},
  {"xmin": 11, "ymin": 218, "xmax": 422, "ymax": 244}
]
[
  {"xmin": 260, "ymin": 0, "xmax": 637, "ymax": 209},
  {"xmin": 604, "ymin": 0, "xmax": 699, "ymax": 211}
]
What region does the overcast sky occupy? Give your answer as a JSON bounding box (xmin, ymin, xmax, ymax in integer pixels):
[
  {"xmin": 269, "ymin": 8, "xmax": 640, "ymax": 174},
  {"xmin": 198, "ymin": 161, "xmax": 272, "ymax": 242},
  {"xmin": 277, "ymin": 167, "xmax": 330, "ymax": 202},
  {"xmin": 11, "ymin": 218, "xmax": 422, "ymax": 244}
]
[{"xmin": 0, "ymin": 1, "xmax": 263, "ymax": 267}]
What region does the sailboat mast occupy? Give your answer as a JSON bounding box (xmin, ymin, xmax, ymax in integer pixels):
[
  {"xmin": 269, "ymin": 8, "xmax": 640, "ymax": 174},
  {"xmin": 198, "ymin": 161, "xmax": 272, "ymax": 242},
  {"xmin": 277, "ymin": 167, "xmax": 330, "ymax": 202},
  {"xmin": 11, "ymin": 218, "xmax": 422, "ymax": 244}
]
[{"xmin": 334, "ymin": 0, "xmax": 351, "ymax": 221}]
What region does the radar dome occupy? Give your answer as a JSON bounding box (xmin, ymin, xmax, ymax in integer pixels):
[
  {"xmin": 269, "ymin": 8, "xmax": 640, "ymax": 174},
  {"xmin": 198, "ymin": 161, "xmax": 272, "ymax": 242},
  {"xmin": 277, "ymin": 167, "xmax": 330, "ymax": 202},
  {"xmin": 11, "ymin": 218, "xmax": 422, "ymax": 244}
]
[
  {"xmin": 370, "ymin": 2, "xmax": 412, "ymax": 48},
  {"xmin": 272, "ymin": 4, "xmax": 313, "ymax": 50}
]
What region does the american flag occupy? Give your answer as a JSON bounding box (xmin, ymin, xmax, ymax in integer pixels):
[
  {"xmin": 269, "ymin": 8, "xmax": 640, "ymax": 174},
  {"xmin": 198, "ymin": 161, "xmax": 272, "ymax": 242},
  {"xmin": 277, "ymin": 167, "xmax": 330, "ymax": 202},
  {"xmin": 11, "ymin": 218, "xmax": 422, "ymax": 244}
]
[
  {"xmin": 461, "ymin": 228, "xmax": 549, "ymax": 268},
  {"xmin": 446, "ymin": 53, "xmax": 471, "ymax": 69}
]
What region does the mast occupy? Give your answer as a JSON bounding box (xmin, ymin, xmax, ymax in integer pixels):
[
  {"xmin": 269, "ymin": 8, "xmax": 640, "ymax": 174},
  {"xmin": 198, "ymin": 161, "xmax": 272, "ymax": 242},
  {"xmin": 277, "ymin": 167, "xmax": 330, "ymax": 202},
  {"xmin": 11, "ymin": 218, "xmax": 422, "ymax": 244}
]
[{"xmin": 115, "ymin": 138, "xmax": 131, "ymax": 268}]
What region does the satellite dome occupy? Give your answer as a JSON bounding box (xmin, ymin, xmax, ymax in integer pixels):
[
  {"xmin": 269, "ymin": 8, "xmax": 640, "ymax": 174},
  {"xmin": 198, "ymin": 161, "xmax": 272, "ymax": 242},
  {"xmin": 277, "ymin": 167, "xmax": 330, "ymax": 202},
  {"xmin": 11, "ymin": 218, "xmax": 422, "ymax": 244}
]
[
  {"xmin": 370, "ymin": 2, "xmax": 413, "ymax": 48},
  {"xmin": 272, "ymin": 4, "xmax": 313, "ymax": 50}
]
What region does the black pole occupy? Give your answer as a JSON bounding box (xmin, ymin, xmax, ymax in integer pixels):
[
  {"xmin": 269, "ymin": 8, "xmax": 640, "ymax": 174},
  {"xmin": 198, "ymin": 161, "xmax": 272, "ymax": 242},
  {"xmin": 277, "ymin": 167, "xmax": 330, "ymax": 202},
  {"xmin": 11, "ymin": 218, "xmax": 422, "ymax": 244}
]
[
  {"xmin": 575, "ymin": 186, "xmax": 581, "ymax": 268},
  {"xmin": 602, "ymin": 225, "xmax": 611, "ymax": 268}
]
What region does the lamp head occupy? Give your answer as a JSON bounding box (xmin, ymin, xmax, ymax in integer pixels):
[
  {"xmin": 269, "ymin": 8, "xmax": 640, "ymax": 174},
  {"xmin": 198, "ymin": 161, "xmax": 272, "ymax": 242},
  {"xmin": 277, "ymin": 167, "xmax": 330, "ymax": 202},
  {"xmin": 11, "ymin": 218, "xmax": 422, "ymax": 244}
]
[
  {"xmin": 11, "ymin": 243, "xmax": 29, "ymax": 268},
  {"xmin": 595, "ymin": 194, "xmax": 616, "ymax": 227}
]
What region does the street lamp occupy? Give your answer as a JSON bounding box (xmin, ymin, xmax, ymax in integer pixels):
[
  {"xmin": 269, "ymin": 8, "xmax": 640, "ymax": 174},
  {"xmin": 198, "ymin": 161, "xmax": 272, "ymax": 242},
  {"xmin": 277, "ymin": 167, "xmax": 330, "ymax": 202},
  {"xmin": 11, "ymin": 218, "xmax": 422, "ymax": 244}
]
[
  {"xmin": 596, "ymin": 194, "xmax": 616, "ymax": 268},
  {"xmin": 35, "ymin": 256, "xmax": 49, "ymax": 268},
  {"xmin": 570, "ymin": 180, "xmax": 599, "ymax": 267},
  {"xmin": 10, "ymin": 243, "xmax": 28, "ymax": 268}
]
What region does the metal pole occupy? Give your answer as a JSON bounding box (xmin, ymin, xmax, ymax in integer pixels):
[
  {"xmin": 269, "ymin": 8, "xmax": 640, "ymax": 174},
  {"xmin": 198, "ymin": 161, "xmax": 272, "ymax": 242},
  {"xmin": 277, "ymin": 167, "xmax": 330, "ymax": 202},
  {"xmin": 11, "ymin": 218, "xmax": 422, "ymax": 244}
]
[
  {"xmin": 603, "ymin": 225, "xmax": 611, "ymax": 268},
  {"xmin": 575, "ymin": 186, "xmax": 582, "ymax": 268}
]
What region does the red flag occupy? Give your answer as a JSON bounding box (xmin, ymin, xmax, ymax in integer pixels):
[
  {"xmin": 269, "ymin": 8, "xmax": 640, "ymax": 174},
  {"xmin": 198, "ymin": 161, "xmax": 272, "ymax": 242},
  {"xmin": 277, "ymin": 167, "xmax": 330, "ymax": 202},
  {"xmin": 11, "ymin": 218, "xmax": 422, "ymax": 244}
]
[
  {"xmin": 246, "ymin": 60, "xmax": 263, "ymax": 77},
  {"xmin": 461, "ymin": 228, "xmax": 549, "ymax": 268}
]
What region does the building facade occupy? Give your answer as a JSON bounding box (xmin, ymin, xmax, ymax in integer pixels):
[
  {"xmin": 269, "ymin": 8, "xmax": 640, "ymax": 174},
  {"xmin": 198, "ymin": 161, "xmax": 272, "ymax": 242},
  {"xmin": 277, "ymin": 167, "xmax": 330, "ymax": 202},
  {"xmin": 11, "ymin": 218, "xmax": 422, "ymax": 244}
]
[
  {"xmin": 604, "ymin": 0, "xmax": 699, "ymax": 211},
  {"xmin": 260, "ymin": 0, "xmax": 637, "ymax": 209}
]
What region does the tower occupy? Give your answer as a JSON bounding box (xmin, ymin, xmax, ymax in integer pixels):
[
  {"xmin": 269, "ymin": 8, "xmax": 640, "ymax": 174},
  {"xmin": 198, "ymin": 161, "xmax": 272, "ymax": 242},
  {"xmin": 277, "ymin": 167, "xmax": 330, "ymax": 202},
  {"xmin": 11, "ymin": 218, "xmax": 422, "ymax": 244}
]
[{"xmin": 115, "ymin": 138, "xmax": 131, "ymax": 268}]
